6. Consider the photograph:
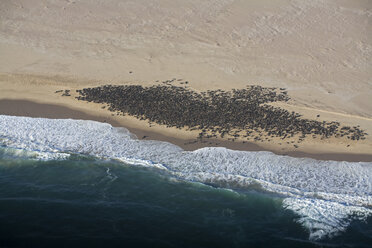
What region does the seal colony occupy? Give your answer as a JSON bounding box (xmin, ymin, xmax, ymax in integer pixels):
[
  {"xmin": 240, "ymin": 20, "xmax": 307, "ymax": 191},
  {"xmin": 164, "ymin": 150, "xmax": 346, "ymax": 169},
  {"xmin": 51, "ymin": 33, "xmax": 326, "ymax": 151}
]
[{"xmin": 70, "ymin": 83, "xmax": 367, "ymax": 147}]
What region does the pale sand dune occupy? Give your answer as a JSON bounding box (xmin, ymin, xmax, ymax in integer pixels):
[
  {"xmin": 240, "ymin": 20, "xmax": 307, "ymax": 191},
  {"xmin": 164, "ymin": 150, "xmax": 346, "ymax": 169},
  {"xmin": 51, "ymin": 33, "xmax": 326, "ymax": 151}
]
[{"xmin": 0, "ymin": 0, "xmax": 371, "ymax": 157}]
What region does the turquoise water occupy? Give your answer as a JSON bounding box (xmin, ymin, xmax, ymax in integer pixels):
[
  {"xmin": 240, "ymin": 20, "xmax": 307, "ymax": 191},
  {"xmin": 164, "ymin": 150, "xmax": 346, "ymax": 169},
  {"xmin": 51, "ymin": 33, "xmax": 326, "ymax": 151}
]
[{"xmin": 0, "ymin": 149, "xmax": 371, "ymax": 248}]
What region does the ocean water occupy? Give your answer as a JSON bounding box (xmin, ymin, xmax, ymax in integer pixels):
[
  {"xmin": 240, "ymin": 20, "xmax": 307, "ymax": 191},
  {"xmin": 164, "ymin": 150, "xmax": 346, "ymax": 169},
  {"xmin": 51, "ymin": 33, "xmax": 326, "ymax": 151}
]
[{"xmin": 0, "ymin": 115, "xmax": 371, "ymax": 247}]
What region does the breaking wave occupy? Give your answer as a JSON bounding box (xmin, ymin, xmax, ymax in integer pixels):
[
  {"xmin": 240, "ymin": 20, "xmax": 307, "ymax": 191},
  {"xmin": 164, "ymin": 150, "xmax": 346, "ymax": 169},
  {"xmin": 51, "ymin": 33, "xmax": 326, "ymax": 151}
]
[{"xmin": 0, "ymin": 115, "xmax": 371, "ymax": 240}]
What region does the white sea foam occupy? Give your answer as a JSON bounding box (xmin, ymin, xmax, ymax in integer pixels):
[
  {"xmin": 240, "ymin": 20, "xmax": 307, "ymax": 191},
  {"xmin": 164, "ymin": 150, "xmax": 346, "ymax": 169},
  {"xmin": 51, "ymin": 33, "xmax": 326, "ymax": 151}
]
[
  {"xmin": 0, "ymin": 146, "xmax": 70, "ymax": 160},
  {"xmin": 283, "ymin": 198, "xmax": 372, "ymax": 240},
  {"xmin": 0, "ymin": 115, "xmax": 371, "ymax": 240}
]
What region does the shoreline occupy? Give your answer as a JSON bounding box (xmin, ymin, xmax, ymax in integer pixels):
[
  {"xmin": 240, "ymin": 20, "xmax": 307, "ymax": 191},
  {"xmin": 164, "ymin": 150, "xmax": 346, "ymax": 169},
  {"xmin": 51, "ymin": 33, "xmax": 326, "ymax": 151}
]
[{"xmin": 1, "ymin": 99, "xmax": 371, "ymax": 162}]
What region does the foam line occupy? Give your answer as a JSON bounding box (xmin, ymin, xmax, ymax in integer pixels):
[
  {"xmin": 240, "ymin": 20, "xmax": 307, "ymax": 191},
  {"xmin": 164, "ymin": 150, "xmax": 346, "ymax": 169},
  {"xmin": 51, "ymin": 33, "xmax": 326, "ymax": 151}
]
[{"xmin": 0, "ymin": 115, "xmax": 371, "ymax": 240}]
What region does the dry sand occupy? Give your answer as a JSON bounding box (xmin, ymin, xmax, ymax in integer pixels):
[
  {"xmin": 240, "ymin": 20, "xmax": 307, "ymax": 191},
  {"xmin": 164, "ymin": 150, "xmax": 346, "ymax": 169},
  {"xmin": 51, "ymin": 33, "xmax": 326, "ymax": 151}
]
[{"xmin": 0, "ymin": 0, "xmax": 371, "ymax": 160}]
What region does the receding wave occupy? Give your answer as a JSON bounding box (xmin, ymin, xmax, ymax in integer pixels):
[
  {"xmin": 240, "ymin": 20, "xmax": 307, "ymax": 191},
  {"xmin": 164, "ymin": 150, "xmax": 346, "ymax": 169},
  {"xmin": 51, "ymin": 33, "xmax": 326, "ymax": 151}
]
[{"xmin": 0, "ymin": 115, "xmax": 371, "ymax": 240}]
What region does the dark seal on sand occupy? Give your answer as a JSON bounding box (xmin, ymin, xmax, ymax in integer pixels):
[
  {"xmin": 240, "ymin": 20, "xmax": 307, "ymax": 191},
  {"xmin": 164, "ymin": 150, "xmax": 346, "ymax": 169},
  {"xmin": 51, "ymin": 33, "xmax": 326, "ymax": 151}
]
[{"xmin": 74, "ymin": 83, "xmax": 367, "ymax": 144}]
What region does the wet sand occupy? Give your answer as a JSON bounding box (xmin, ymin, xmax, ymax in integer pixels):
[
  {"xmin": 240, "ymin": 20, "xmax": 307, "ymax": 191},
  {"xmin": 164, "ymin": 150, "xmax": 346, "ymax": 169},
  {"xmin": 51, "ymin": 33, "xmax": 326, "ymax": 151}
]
[{"xmin": 1, "ymin": 99, "xmax": 371, "ymax": 162}]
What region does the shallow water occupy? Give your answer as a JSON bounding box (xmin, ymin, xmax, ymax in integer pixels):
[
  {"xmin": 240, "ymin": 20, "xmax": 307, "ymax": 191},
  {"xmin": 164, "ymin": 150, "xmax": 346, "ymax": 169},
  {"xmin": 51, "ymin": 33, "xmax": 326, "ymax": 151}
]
[{"xmin": 0, "ymin": 115, "xmax": 371, "ymax": 247}]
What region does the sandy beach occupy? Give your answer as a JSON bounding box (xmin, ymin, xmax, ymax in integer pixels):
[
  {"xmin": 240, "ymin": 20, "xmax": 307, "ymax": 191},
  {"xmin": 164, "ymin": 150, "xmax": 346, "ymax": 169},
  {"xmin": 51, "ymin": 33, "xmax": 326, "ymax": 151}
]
[{"xmin": 1, "ymin": 0, "xmax": 371, "ymax": 161}]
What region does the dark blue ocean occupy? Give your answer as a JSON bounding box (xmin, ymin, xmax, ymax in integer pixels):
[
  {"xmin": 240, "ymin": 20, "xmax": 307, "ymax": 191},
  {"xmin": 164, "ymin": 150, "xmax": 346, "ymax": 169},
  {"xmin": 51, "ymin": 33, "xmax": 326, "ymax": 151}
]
[{"xmin": 0, "ymin": 149, "xmax": 371, "ymax": 248}]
